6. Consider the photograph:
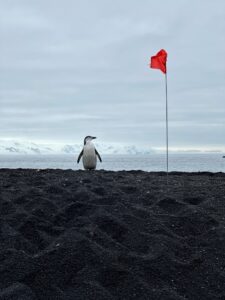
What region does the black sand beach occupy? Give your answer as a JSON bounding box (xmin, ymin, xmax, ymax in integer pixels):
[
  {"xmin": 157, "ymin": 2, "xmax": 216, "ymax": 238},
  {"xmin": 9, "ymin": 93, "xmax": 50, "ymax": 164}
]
[{"xmin": 0, "ymin": 169, "xmax": 225, "ymax": 300}]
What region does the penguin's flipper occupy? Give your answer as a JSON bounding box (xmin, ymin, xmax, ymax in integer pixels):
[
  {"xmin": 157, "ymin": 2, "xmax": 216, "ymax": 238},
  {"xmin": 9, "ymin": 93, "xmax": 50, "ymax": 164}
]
[
  {"xmin": 77, "ymin": 150, "xmax": 83, "ymax": 163},
  {"xmin": 95, "ymin": 149, "xmax": 102, "ymax": 162}
]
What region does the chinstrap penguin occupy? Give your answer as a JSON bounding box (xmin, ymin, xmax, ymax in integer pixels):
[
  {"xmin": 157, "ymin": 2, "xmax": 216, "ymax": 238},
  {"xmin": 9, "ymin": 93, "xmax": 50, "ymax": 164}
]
[{"xmin": 77, "ymin": 136, "xmax": 102, "ymax": 170}]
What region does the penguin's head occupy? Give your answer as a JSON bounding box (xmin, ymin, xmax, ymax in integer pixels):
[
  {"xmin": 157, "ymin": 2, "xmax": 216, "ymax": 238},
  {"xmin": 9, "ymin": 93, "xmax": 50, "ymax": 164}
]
[{"xmin": 84, "ymin": 136, "xmax": 96, "ymax": 145}]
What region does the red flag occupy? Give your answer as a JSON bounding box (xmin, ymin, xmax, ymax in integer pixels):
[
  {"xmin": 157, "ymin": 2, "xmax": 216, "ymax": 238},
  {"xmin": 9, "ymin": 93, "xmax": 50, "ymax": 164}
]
[{"xmin": 150, "ymin": 49, "xmax": 167, "ymax": 74}]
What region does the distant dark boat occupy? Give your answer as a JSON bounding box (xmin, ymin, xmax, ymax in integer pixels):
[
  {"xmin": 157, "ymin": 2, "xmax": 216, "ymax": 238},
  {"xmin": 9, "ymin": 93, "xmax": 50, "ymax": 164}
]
[{"xmin": 223, "ymin": 156, "xmax": 225, "ymax": 158}]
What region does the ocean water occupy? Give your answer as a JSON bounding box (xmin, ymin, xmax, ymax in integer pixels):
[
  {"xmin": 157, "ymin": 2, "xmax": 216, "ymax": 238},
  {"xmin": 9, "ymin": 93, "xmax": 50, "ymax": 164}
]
[{"xmin": 0, "ymin": 153, "xmax": 224, "ymax": 172}]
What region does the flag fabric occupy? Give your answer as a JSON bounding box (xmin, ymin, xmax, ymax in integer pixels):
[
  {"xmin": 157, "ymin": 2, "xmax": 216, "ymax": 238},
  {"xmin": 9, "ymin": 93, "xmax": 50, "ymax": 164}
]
[{"xmin": 150, "ymin": 49, "xmax": 167, "ymax": 74}]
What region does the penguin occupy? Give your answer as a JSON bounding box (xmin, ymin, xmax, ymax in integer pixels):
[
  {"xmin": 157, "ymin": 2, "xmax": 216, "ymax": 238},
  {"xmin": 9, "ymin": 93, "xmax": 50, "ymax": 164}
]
[{"xmin": 77, "ymin": 136, "xmax": 102, "ymax": 170}]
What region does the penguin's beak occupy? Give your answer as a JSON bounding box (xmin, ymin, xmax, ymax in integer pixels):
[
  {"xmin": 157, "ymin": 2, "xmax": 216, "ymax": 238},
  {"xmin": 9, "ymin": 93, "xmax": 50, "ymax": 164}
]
[{"xmin": 92, "ymin": 137, "xmax": 96, "ymax": 139}]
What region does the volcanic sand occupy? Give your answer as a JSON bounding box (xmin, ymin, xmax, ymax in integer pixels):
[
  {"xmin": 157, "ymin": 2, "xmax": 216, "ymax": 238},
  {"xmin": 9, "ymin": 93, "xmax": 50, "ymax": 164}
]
[{"xmin": 0, "ymin": 169, "xmax": 225, "ymax": 299}]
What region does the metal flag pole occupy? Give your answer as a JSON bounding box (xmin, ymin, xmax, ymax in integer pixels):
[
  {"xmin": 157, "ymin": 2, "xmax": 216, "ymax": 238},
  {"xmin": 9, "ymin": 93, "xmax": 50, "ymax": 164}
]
[
  {"xmin": 165, "ymin": 72, "xmax": 169, "ymax": 184},
  {"xmin": 150, "ymin": 49, "xmax": 168, "ymax": 184}
]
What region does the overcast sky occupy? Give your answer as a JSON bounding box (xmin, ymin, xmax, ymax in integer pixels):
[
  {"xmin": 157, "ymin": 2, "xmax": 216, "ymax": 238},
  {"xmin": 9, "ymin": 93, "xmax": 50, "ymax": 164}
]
[{"xmin": 0, "ymin": 0, "xmax": 224, "ymax": 150}]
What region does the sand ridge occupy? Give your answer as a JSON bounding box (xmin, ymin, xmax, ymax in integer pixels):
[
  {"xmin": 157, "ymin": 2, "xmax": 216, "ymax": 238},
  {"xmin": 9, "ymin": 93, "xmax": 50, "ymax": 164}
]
[{"xmin": 0, "ymin": 169, "xmax": 225, "ymax": 299}]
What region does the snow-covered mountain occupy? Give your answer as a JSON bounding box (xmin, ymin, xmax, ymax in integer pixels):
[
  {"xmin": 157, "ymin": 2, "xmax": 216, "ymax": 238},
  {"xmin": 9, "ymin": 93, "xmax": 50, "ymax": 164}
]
[{"xmin": 0, "ymin": 140, "xmax": 155, "ymax": 155}]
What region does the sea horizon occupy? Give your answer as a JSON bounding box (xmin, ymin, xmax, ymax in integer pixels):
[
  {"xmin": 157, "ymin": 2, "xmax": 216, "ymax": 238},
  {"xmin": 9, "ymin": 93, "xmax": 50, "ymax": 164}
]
[{"xmin": 0, "ymin": 153, "xmax": 224, "ymax": 173}]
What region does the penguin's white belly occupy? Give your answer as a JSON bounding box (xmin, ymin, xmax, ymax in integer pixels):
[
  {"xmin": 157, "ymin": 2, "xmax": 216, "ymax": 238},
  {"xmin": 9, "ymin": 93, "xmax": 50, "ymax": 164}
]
[{"xmin": 82, "ymin": 146, "xmax": 97, "ymax": 170}]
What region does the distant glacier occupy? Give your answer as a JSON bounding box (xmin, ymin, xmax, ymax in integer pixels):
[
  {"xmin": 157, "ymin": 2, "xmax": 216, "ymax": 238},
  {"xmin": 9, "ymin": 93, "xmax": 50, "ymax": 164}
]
[{"xmin": 0, "ymin": 140, "xmax": 155, "ymax": 155}]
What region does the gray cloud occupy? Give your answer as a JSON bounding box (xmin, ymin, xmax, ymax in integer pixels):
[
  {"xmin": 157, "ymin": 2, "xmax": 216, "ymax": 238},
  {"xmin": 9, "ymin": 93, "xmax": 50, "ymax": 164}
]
[{"xmin": 0, "ymin": 0, "xmax": 225, "ymax": 150}]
